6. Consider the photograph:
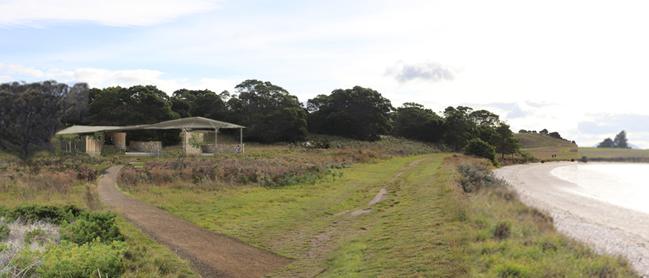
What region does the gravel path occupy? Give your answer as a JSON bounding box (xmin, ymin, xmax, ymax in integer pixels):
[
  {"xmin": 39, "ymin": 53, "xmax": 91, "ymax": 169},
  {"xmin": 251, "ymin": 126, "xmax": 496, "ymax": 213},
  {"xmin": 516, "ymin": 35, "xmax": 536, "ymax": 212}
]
[
  {"xmin": 495, "ymin": 162, "xmax": 649, "ymax": 277},
  {"xmin": 97, "ymin": 166, "xmax": 291, "ymax": 278}
]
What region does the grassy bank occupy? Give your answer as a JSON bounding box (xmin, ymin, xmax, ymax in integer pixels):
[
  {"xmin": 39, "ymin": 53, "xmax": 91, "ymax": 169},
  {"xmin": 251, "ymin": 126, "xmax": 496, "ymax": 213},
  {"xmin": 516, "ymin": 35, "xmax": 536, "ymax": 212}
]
[
  {"xmin": 515, "ymin": 133, "xmax": 579, "ymax": 161},
  {"xmin": 580, "ymin": 147, "xmax": 649, "ymax": 162},
  {"xmin": 125, "ymin": 154, "xmax": 636, "ymax": 276},
  {"xmin": 0, "ymin": 172, "xmax": 197, "ymax": 277}
]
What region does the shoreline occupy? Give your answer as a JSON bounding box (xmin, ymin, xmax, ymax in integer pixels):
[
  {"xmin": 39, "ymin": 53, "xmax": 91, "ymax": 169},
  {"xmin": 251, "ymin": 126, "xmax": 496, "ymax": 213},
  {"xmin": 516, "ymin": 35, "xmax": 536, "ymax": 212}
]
[{"xmin": 495, "ymin": 162, "xmax": 649, "ymax": 277}]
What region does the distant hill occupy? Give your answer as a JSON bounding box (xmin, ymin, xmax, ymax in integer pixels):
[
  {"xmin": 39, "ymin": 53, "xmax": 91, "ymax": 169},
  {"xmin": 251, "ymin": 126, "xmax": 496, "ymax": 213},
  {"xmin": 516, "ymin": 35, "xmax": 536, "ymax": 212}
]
[
  {"xmin": 515, "ymin": 133, "xmax": 577, "ymax": 149},
  {"xmin": 515, "ymin": 133, "xmax": 578, "ymax": 160}
]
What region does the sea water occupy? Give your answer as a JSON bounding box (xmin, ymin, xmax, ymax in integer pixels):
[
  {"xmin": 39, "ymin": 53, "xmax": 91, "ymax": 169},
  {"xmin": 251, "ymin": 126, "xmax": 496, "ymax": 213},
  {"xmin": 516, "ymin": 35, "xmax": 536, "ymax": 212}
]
[{"xmin": 551, "ymin": 163, "xmax": 649, "ymax": 214}]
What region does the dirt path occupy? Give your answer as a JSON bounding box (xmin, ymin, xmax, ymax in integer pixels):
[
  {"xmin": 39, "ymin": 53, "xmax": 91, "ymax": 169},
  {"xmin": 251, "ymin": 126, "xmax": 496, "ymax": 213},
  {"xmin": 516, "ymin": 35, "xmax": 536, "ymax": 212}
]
[
  {"xmin": 496, "ymin": 162, "xmax": 649, "ymax": 276},
  {"xmin": 97, "ymin": 166, "xmax": 291, "ymax": 278}
]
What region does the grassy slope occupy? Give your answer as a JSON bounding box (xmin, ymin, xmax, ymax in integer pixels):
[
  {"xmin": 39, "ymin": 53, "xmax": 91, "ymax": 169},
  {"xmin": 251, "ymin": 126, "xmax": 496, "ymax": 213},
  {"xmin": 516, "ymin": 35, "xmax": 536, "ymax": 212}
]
[
  {"xmin": 515, "ymin": 133, "xmax": 579, "ymax": 161},
  {"xmin": 0, "ymin": 181, "xmax": 197, "ymax": 278},
  {"xmin": 126, "ymin": 154, "xmax": 636, "ymax": 277}
]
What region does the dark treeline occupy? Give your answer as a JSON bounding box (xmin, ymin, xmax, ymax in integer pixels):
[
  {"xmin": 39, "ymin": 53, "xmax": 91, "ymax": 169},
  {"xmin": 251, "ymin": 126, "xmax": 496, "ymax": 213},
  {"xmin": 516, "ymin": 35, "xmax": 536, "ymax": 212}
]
[
  {"xmin": 0, "ymin": 79, "xmax": 519, "ymax": 160},
  {"xmin": 597, "ymin": 130, "xmax": 630, "ymax": 149}
]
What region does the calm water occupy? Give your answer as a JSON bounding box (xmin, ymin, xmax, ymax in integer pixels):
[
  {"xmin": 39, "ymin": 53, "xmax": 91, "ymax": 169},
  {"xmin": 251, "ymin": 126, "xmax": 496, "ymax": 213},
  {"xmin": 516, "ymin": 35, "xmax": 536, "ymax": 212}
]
[{"xmin": 551, "ymin": 163, "xmax": 649, "ymax": 214}]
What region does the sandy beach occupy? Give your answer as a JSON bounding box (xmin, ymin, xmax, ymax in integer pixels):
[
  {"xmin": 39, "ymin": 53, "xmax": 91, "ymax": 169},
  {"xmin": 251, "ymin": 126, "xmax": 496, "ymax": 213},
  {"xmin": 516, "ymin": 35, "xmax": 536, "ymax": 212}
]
[{"xmin": 496, "ymin": 162, "xmax": 649, "ymax": 276}]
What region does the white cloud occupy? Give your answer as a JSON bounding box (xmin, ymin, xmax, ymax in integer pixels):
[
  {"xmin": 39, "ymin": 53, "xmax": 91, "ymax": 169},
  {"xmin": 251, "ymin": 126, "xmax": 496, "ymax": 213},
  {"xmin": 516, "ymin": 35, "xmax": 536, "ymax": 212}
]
[
  {"xmin": 0, "ymin": 0, "xmax": 220, "ymax": 26},
  {"xmin": 0, "ymin": 64, "xmax": 236, "ymax": 93}
]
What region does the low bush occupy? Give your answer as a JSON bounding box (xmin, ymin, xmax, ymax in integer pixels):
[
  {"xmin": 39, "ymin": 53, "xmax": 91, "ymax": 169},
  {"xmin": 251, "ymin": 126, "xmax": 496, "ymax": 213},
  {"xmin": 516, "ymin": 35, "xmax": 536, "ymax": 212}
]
[
  {"xmin": 495, "ymin": 262, "xmax": 529, "ymax": 277},
  {"xmin": 464, "ymin": 139, "xmax": 496, "ymax": 163},
  {"xmin": 457, "ymin": 163, "xmax": 505, "ymax": 193},
  {"xmin": 0, "ymin": 222, "xmax": 9, "ymax": 241},
  {"xmin": 9, "ymin": 205, "xmax": 82, "ymax": 224},
  {"xmin": 61, "ymin": 212, "xmax": 123, "ymax": 244},
  {"xmin": 38, "ymin": 241, "xmax": 127, "ymax": 278},
  {"xmin": 24, "ymin": 228, "xmax": 49, "ymax": 245},
  {"xmin": 76, "ymin": 166, "xmax": 98, "ymax": 182},
  {"xmin": 493, "ymin": 222, "xmax": 511, "ymax": 240}
]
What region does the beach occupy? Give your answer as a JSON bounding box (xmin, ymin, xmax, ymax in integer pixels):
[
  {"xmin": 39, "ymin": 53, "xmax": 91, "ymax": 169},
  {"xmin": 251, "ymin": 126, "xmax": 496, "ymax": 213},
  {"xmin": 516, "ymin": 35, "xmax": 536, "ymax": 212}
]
[{"xmin": 496, "ymin": 162, "xmax": 649, "ymax": 276}]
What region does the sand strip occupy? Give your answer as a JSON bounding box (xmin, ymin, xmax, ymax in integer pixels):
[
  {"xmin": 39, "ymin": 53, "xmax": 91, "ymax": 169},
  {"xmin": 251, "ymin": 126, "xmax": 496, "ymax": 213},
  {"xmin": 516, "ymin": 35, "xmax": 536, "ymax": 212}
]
[{"xmin": 496, "ymin": 162, "xmax": 649, "ymax": 277}]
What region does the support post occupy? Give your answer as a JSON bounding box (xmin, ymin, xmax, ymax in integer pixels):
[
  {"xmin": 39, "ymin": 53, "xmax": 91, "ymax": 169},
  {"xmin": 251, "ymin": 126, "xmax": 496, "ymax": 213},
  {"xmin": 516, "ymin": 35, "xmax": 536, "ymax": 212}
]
[
  {"xmin": 240, "ymin": 128, "xmax": 244, "ymax": 154},
  {"xmin": 214, "ymin": 128, "xmax": 219, "ymax": 152}
]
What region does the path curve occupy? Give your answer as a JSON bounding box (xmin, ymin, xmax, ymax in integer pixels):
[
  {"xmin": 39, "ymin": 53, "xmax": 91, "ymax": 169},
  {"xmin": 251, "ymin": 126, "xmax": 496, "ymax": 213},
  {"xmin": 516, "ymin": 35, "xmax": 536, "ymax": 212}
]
[
  {"xmin": 496, "ymin": 162, "xmax": 649, "ymax": 276},
  {"xmin": 98, "ymin": 166, "xmax": 291, "ymax": 278}
]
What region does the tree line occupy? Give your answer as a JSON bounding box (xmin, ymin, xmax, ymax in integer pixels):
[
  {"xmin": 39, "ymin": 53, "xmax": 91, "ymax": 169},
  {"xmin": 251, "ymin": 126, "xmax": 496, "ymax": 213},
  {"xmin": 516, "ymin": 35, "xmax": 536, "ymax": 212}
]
[
  {"xmin": 597, "ymin": 131, "xmax": 630, "ymax": 149},
  {"xmin": 0, "ymin": 79, "xmax": 519, "ymax": 160}
]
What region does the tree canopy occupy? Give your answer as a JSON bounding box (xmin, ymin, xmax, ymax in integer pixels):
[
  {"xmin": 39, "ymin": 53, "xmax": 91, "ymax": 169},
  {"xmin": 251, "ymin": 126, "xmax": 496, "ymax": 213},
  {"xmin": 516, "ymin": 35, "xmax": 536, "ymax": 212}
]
[
  {"xmin": 308, "ymin": 86, "xmax": 393, "ymax": 141},
  {"xmin": 229, "ymin": 79, "xmax": 308, "ymax": 142},
  {"xmin": 0, "ymin": 81, "xmax": 79, "ymax": 160},
  {"xmin": 598, "ymin": 130, "xmax": 630, "ymax": 149}
]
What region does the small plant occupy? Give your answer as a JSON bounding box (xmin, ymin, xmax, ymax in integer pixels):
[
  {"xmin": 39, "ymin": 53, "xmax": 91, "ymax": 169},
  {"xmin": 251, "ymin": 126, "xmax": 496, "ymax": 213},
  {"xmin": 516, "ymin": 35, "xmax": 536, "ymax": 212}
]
[
  {"xmin": 457, "ymin": 163, "xmax": 505, "ymax": 193},
  {"xmin": 493, "ymin": 221, "xmax": 511, "ymax": 240},
  {"xmin": 24, "ymin": 228, "xmax": 49, "ymax": 245},
  {"xmin": 61, "ymin": 212, "xmax": 123, "ymax": 244},
  {"xmin": 495, "ymin": 262, "xmax": 528, "ymax": 277},
  {"xmin": 0, "ymin": 222, "xmax": 10, "ymax": 241},
  {"xmin": 76, "ymin": 166, "xmax": 98, "ymax": 181}
]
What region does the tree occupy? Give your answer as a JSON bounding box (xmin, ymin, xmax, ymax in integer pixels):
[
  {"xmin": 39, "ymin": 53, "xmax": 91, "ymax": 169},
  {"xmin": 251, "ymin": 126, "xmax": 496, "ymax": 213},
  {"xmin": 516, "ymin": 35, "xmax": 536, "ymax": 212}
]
[
  {"xmin": 494, "ymin": 123, "xmax": 520, "ymax": 158},
  {"xmin": 88, "ymin": 85, "xmax": 177, "ymax": 126},
  {"xmin": 613, "ymin": 130, "xmax": 629, "ymax": 149},
  {"xmin": 548, "ymin": 132, "xmax": 563, "ymax": 140},
  {"xmin": 60, "ymin": 83, "xmax": 91, "ymax": 126},
  {"xmin": 597, "ymin": 131, "xmax": 630, "ymax": 149},
  {"xmin": 230, "ymin": 79, "xmax": 307, "ymax": 142},
  {"xmin": 464, "ymin": 138, "xmax": 496, "ymax": 162},
  {"xmin": 170, "ymin": 89, "xmax": 227, "ymax": 119},
  {"xmin": 443, "ymin": 106, "xmax": 478, "ymax": 150},
  {"xmin": 0, "ymin": 81, "xmax": 70, "ymax": 160},
  {"xmin": 392, "ymin": 103, "xmax": 444, "ymax": 142},
  {"xmin": 87, "ymin": 85, "xmax": 179, "ymax": 145},
  {"xmin": 307, "ymin": 86, "xmax": 393, "ymax": 141},
  {"xmin": 540, "ymin": 129, "xmax": 549, "ymax": 135},
  {"xmin": 597, "ymin": 138, "xmax": 615, "ymax": 148}
]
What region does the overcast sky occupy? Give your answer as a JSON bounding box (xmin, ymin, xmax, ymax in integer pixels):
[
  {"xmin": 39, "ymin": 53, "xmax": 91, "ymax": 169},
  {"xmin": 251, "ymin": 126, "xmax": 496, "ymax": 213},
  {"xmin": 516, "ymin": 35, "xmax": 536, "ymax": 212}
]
[{"xmin": 1, "ymin": 0, "xmax": 648, "ymax": 147}]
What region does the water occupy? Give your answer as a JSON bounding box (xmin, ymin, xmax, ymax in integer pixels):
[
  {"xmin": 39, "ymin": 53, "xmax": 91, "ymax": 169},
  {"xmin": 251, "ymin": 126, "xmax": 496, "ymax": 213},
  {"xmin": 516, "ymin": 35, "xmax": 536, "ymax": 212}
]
[{"xmin": 551, "ymin": 163, "xmax": 649, "ymax": 214}]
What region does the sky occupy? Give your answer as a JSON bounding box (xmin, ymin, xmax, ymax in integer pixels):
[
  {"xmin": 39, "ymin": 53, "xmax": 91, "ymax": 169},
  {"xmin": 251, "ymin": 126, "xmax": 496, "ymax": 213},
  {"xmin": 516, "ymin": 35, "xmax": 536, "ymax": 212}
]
[{"xmin": 1, "ymin": 0, "xmax": 649, "ymax": 147}]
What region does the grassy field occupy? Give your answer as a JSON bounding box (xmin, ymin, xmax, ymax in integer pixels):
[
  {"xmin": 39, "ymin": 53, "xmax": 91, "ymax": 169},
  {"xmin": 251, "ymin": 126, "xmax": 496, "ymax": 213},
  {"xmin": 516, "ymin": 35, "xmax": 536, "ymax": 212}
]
[
  {"xmin": 125, "ymin": 154, "xmax": 636, "ymax": 277},
  {"xmin": 0, "ymin": 171, "xmax": 197, "ymax": 277},
  {"xmin": 515, "ymin": 133, "xmax": 579, "ymax": 161},
  {"xmin": 579, "ymin": 147, "xmax": 649, "ymax": 161}
]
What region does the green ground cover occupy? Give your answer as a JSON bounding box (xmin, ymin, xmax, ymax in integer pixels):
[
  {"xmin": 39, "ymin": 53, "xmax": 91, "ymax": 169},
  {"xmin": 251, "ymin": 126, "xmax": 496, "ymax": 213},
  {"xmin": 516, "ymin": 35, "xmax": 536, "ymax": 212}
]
[
  {"xmin": 126, "ymin": 154, "xmax": 636, "ymax": 277},
  {"xmin": 579, "ymin": 147, "xmax": 649, "ymax": 161},
  {"xmin": 0, "ymin": 172, "xmax": 197, "ymax": 278},
  {"xmin": 515, "ymin": 133, "xmax": 579, "ymax": 161}
]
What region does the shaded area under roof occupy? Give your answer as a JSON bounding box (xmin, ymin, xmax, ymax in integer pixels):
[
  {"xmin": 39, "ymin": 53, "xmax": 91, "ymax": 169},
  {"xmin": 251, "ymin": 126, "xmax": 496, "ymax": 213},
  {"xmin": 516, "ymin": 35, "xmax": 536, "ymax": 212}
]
[{"xmin": 56, "ymin": 117, "xmax": 245, "ymax": 136}]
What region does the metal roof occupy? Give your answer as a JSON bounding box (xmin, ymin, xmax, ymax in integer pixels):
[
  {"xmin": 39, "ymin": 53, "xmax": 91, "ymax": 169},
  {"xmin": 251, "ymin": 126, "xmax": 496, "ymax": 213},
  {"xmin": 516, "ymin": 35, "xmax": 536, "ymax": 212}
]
[
  {"xmin": 145, "ymin": 117, "xmax": 245, "ymax": 130},
  {"xmin": 56, "ymin": 125, "xmax": 125, "ymax": 135},
  {"xmin": 56, "ymin": 117, "xmax": 244, "ymax": 136}
]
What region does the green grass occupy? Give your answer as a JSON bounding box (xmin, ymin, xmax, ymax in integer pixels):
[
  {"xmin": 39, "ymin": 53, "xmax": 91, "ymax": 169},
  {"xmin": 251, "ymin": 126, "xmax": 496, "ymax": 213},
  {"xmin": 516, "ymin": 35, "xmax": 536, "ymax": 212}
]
[
  {"xmin": 0, "ymin": 178, "xmax": 197, "ymax": 278},
  {"xmin": 515, "ymin": 133, "xmax": 579, "ymax": 161},
  {"xmin": 126, "ymin": 154, "xmax": 637, "ymax": 277},
  {"xmin": 579, "ymin": 147, "xmax": 649, "ymax": 161}
]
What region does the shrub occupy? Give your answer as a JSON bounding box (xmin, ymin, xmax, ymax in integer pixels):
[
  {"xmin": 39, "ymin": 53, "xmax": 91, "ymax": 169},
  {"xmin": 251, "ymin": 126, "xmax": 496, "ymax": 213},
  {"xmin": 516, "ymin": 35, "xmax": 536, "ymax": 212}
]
[
  {"xmin": 464, "ymin": 138, "xmax": 496, "ymax": 162},
  {"xmin": 76, "ymin": 166, "xmax": 98, "ymax": 181},
  {"xmin": 61, "ymin": 212, "xmax": 123, "ymax": 244},
  {"xmin": 0, "ymin": 222, "xmax": 9, "ymax": 241},
  {"xmin": 495, "ymin": 262, "xmax": 529, "ymax": 277},
  {"xmin": 24, "ymin": 228, "xmax": 49, "ymax": 245},
  {"xmin": 9, "ymin": 205, "xmax": 81, "ymax": 224},
  {"xmin": 493, "ymin": 221, "xmax": 511, "ymax": 240},
  {"xmin": 37, "ymin": 241, "xmax": 126, "ymax": 278},
  {"xmin": 457, "ymin": 164, "xmax": 505, "ymax": 193}
]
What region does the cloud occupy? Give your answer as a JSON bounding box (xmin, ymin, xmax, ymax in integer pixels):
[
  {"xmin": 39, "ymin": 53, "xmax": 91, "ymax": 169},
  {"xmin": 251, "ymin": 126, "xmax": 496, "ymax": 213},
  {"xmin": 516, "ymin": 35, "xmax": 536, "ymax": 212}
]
[
  {"xmin": 0, "ymin": 64, "xmax": 236, "ymax": 93},
  {"xmin": 0, "ymin": 0, "xmax": 220, "ymax": 27},
  {"xmin": 577, "ymin": 114, "xmax": 649, "ymax": 148},
  {"xmin": 387, "ymin": 62, "xmax": 454, "ymax": 83},
  {"xmin": 486, "ymin": 102, "xmax": 527, "ymax": 119}
]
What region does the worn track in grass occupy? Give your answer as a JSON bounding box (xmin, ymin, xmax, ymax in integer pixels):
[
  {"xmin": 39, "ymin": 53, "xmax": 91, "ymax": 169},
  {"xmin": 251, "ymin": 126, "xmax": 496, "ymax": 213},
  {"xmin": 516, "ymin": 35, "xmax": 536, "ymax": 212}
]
[{"xmin": 98, "ymin": 166, "xmax": 291, "ymax": 278}]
